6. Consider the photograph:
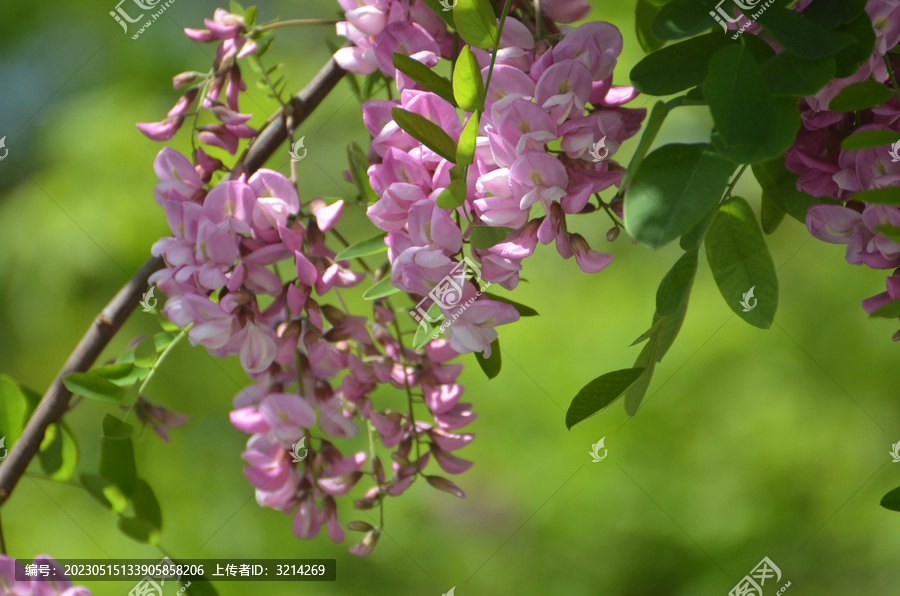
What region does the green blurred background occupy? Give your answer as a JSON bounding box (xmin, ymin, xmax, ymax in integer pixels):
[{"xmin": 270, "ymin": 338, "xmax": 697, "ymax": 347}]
[{"xmin": 1, "ymin": 0, "xmax": 900, "ymax": 594}]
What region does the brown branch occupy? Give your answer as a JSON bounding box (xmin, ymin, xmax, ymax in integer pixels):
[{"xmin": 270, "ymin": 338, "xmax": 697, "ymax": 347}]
[{"xmin": 0, "ymin": 53, "xmax": 347, "ymax": 506}]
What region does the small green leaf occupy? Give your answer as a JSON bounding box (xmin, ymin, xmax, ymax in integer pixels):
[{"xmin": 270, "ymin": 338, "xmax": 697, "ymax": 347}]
[
  {"xmin": 881, "ymin": 486, "xmax": 900, "ymax": 512},
  {"xmin": 841, "ymin": 130, "xmax": 900, "ymax": 150},
  {"xmin": 413, "ymin": 303, "xmax": 443, "ymax": 349},
  {"xmin": 761, "ymin": 192, "xmax": 787, "ymax": 235},
  {"xmin": 100, "ymin": 415, "xmax": 137, "ymax": 496},
  {"xmin": 656, "ymin": 249, "xmax": 698, "ymax": 317},
  {"xmin": 419, "ymin": 0, "xmax": 456, "ymax": 28},
  {"xmin": 39, "ymin": 422, "xmax": 78, "ymax": 482},
  {"xmin": 437, "ymin": 179, "xmax": 468, "ymax": 209},
  {"xmin": 102, "ymin": 414, "xmax": 134, "ymax": 440},
  {"xmin": 482, "ymin": 292, "xmax": 538, "ymax": 316},
  {"xmin": 453, "ymin": 0, "xmax": 498, "ymax": 50},
  {"xmin": 630, "ymin": 33, "xmax": 731, "ymax": 96},
  {"xmin": 91, "ymin": 363, "xmax": 135, "ymax": 381},
  {"xmin": 80, "ymin": 473, "xmax": 128, "ymax": 513},
  {"xmin": 130, "ymin": 477, "xmax": 162, "ymax": 530},
  {"xmin": 850, "ymin": 186, "xmax": 900, "ymax": 205},
  {"xmin": 876, "ymin": 225, "xmax": 900, "ymax": 243},
  {"xmin": 869, "ymin": 300, "xmax": 900, "ymax": 318},
  {"xmin": 456, "ymin": 114, "xmax": 480, "ymax": 168},
  {"xmin": 63, "ymin": 372, "xmax": 126, "ymax": 404},
  {"xmin": 755, "ymin": 7, "xmax": 855, "ymax": 59},
  {"xmin": 752, "ymin": 157, "xmax": 840, "ymax": 222},
  {"xmin": 335, "ymin": 233, "xmax": 388, "ymax": 261},
  {"xmin": 243, "ymin": 6, "xmax": 256, "ymax": 26},
  {"xmin": 117, "ymin": 517, "xmax": 162, "ymax": 545},
  {"xmin": 362, "ymin": 277, "xmax": 401, "ymax": 300},
  {"xmin": 154, "ymin": 331, "xmax": 180, "ymax": 352},
  {"xmin": 229, "ymin": 0, "xmax": 244, "ymax": 15},
  {"xmin": 469, "ymin": 226, "xmax": 515, "ymax": 249},
  {"xmin": 759, "ymin": 54, "xmax": 836, "ymax": 97},
  {"xmin": 635, "ymin": 0, "xmax": 665, "ymax": 54},
  {"xmin": 829, "ymin": 80, "xmax": 893, "ymax": 112},
  {"xmin": 392, "ymin": 54, "xmax": 456, "ymax": 105},
  {"xmin": 474, "ymin": 339, "xmax": 501, "ymax": 379},
  {"xmin": 705, "ymin": 197, "xmax": 779, "ymax": 329},
  {"xmin": 566, "ymin": 368, "xmax": 646, "ymax": 429},
  {"xmin": 651, "ymin": 1, "xmax": 713, "ymax": 40},
  {"xmin": 391, "ymin": 108, "xmax": 458, "ymax": 162},
  {"xmin": 453, "ymin": 46, "xmax": 485, "ymax": 112},
  {"xmin": 0, "ymin": 375, "xmax": 30, "ymax": 445},
  {"xmin": 348, "ymin": 142, "xmax": 378, "ymax": 203},
  {"xmin": 133, "ymin": 337, "xmax": 157, "ymax": 368}
]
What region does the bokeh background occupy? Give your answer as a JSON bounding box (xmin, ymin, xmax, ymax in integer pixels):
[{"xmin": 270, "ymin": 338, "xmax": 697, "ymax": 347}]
[{"xmin": 1, "ymin": 0, "xmax": 899, "ymax": 594}]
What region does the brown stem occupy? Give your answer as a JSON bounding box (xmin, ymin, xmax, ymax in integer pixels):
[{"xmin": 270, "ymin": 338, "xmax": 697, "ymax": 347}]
[{"xmin": 0, "ymin": 52, "xmax": 346, "ymax": 506}]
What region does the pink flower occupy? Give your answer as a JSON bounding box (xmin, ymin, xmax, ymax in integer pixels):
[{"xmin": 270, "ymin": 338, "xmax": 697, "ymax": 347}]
[
  {"xmin": 442, "ymin": 299, "xmax": 519, "ymax": 356},
  {"xmin": 534, "ymin": 59, "xmax": 593, "ymax": 124},
  {"xmin": 540, "ymin": 0, "xmax": 591, "ymax": 23},
  {"xmin": 509, "ymin": 150, "xmax": 569, "ymax": 210}
]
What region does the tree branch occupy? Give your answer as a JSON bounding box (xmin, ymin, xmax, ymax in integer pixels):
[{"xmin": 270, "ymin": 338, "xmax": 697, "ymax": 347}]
[{"xmin": 0, "ymin": 52, "xmax": 347, "ymax": 505}]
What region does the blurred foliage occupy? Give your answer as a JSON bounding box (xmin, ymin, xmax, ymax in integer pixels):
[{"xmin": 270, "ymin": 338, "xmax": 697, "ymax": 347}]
[{"xmin": 1, "ymin": 0, "xmax": 899, "ymax": 594}]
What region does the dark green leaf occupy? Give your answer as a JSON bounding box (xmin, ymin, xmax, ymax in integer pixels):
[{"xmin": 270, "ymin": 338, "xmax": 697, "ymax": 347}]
[
  {"xmin": 832, "ymin": 13, "xmax": 876, "ymax": 78},
  {"xmin": 482, "ymin": 292, "xmax": 539, "ymax": 316},
  {"xmin": 881, "ymin": 486, "xmax": 900, "ymax": 512},
  {"xmin": 624, "ymin": 144, "xmax": 735, "ymax": 249},
  {"xmin": 469, "ymin": 226, "xmax": 514, "ymax": 249},
  {"xmin": 869, "ymin": 300, "xmax": 900, "ymax": 318},
  {"xmin": 80, "ymin": 473, "xmax": 128, "ymax": 513},
  {"xmin": 117, "ymin": 517, "xmax": 161, "ymax": 545},
  {"xmin": 335, "ymin": 233, "xmax": 388, "ymax": 261},
  {"xmin": 130, "ymin": 477, "xmax": 162, "ymax": 530},
  {"xmin": 391, "ymin": 108, "xmax": 458, "ymax": 162},
  {"xmin": 705, "ymin": 44, "xmax": 800, "ymax": 164},
  {"xmin": 635, "ymin": 0, "xmax": 665, "ymax": 54},
  {"xmin": 755, "ymin": 7, "xmax": 855, "ymax": 59},
  {"xmin": 829, "ymin": 80, "xmax": 893, "ymax": 112},
  {"xmin": 453, "ymin": 46, "xmax": 485, "ymax": 112},
  {"xmin": 876, "ymin": 225, "xmax": 900, "ymax": 243},
  {"xmin": 63, "ymin": 372, "xmax": 126, "ymax": 404},
  {"xmin": 679, "ymin": 203, "xmax": 717, "ymax": 250},
  {"xmin": 625, "ymin": 329, "xmax": 660, "ymax": 415},
  {"xmin": 419, "ymin": 0, "xmax": 456, "ymax": 28},
  {"xmin": 656, "ymin": 249, "xmax": 699, "ymax": 317},
  {"xmin": 453, "ymin": 0, "xmax": 498, "ymax": 49},
  {"xmin": 362, "ymin": 277, "xmax": 402, "ymax": 300},
  {"xmin": 100, "ymin": 415, "xmax": 137, "ymax": 496},
  {"xmin": 393, "ymin": 54, "xmax": 456, "ymax": 105},
  {"xmin": 752, "ymin": 157, "xmax": 840, "ymax": 222},
  {"xmin": 474, "ymin": 339, "xmax": 501, "ymax": 379},
  {"xmin": 566, "ymin": 368, "xmax": 646, "ymax": 429},
  {"xmin": 805, "ymin": 0, "xmax": 866, "ymax": 29},
  {"xmin": 850, "ymin": 186, "xmax": 900, "ymax": 205},
  {"xmin": 437, "ymin": 179, "xmax": 468, "ymax": 209},
  {"xmin": 841, "ymin": 130, "xmax": 900, "ymax": 150},
  {"xmin": 759, "ymin": 54, "xmax": 836, "ymax": 96},
  {"xmin": 652, "ymin": 1, "xmax": 713, "ymax": 40},
  {"xmin": 761, "ymin": 192, "xmax": 787, "ymax": 234},
  {"xmin": 705, "ymin": 196, "xmax": 779, "ymax": 328},
  {"xmin": 630, "ymin": 33, "xmax": 731, "ymax": 96},
  {"xmin": 623, "ymin": 101, "xmax": 669, "ymax": 186},
  {"xmin": 39, "ymin": 422, "xmax": 78, "ymax": 482}
]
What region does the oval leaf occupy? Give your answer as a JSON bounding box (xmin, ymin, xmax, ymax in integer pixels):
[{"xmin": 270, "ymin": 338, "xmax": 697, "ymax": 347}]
[
  {"xmin": 453, "ymin": 46, "xmax": 485, "ymax": 112},
  {"xmin": 828, "ymin": 80, "xmax": 893, "ymax": 112},
  {"xmin": 63, "ymin": 372, "xmax": 126, "ymax": 404},
  {"xmin": 656, "ymin": 249, "xmax": 699, "ymax": 317},
  {"xmin": 841, "ymin": 129, "xmax": 900, "ymax": 150},
  {"xmin": 566, "ymin": 368, "xmax": 647, "ymax": 429},
  {"xmin": 335, "ymin": 233, "xmax": 388, "ymax": 261},
  {"xmin": 469, "ymin": 225, "xmax": 515, "ymax": 249},
  {"xmin": 391, "ymin": 107, "xmax": 458, "ymax": 162},
  {"xmin": 393, "ymin": 53, "xmax": 456, "ymax": 105},
  {"xmin": 362, "ymin": 277, "xmax": 402, "ymax": 300},
  {"xmin": 452, "ymin": 0, "xmax": 498, "ymax": 50},
  {"xmin": 630, "ymin": 33, "xmax": 731, "ymax": 96},
  {"xmin": 474, "ymin": 338, "xmax": 501, "ymax": 379}
]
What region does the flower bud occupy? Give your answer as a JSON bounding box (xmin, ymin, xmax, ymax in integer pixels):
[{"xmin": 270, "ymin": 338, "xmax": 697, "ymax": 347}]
[
  {"xmin": 606, "ymin": 226, "xmax": 620, "ymax": 242},
  {"xmin": 609, "ymin": 197, "xmax": 624, "ymax": 219},
  {"xmin": 349, "ymin": 529, "xmax": 380, "ymax": 557},
  {"xmin": 347, "ymin": 520, "xmax": 375, "ymax": 532},
  {"xmin": 173, "ymin": 71, "xmax": 206, "ymax": 89},
  {"xmin": 425, "ymin": 475, "xmax": 466, "ymax": 499}
]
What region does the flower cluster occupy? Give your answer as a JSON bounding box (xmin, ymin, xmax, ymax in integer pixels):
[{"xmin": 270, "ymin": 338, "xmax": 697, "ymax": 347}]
[
  {"xmin": 0, "ymin": 555, "xmax": 91, "ymax": 596},
  {"xmin": 778, "ymin": 1, "xmax": 900, "ymax": 335},
  {"xmin": 337, "ymin": 1, "xmax": 646, "ymax": 355}
]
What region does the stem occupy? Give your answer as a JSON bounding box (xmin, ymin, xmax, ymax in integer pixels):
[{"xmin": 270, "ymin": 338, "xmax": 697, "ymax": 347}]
[
  {"xmin": 255, "ymin": 19, "xmax": 339, "ymax": 33},
  {"xmin": 724, "ymin": 164, "xmax": 749, "ymax": 200},
  {"xmin": 534, "ymin": 0, "xmax": 542, "ymax": 40},
  {"xmin": 0, "ymin": 52, "xmax": 349, "ymax": 507},
  {"xmin": 483, "ymin": 0, "xmax": 514, "ymax": 99},
  {"xmin": 0, "ymin": 510, "xmax": 6, "ymax": 555},
  {"xmin": 389, "ymin": 315, "xmax": 423, "ymax": 472},
  {"xmin": 124, "ymin": 325, "xmax": 191, "ymax": 423},
  {"xmin": 885, "ymin": 56, "xmax": 900, "ymax": 101}
]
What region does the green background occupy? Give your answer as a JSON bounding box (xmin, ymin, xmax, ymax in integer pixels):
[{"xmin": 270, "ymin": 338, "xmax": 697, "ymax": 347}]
[{"xmin": 1, "ymin": 0, "xmax": 899, "ymax": 594}]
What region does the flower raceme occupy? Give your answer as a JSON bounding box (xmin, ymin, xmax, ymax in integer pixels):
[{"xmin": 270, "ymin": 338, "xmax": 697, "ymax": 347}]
[{"xmin": 0, "ymin": 555, "xmax": 91, "ymax": 595}]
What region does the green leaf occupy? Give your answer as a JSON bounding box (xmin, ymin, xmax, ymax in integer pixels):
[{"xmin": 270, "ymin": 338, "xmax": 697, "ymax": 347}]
[
  {"xmin": 133, "ymin": 337, "xmax": 157, "ymax": 368},
  {"xmin": 100, "ymin": 415, "xmax": 137, "ymax": 496},
  {"xmin": 413, "ymin": 303, "xmax": 443, "ymax": 349},
  {"xmin": 117, "ymin": 517, "xmax": 162, "ymax": 545},
  {"xmin": 635, "ymin": 0, "xmax": 665, "ymax": 54},
  {"xmin": 623, "ymin": 101, "xmax": 669, "ymax": 187},
  {"xmin": 705, "ymin": 44, "xmax": 800, "ymax": 164},
  {"xmin": 566, "ymin": 368, "xmax": 646, "ymax": 429},
  {"xmin": 651, "ymin": 1, "xmax": 713, "ymax": 40},
  {"xmin": 437, "ymin": 179, "xmax": 468, "ymax": 209},
  {"xmin": 453, "ymin": 46, "xmax": 485, "ymax": 112},
  {"xmin": 393, "ymin": 54, "xmax": 456, "ymax": 105},
  {"xmin": 656, "ymin": 249, "xmax": 699, "ymax": 317},
  {"xmin": 624, "ymin": 144, "xmax": 735, "ymax": 249},
  {"xmin": 39, "ymin": 422, "xmax": 78, "ymax": 482},
  {"xmin": 474, "ymin": 339, "xmax": 502, "ymax": 379},
  {"xmin": 362, "ymin": 277, "xmax": 401, "ymax": 300},
  {"xmin": 0, "ymin": 375, "xmax": 30, "ymax": 445},
  {"xmin": 755, "ymin": 7, "xmax": 855, "ymax": 59},
  {"xmin": 869, "ymin": 300, "xmax": 900, "ymax": 318},
  {"xmin": 705, "ymin": 196, "xmax": 779, "ymax": 329},
  {"xmin": 841, "ymin": 130, "xmax": 900, "ymax": 150},
  {"xmin": 419, "ymin": 0, "xmax": 456, "ymax": 28},
  {"xmin": 761, "ymin": 192, "xmax": 787, "ymax": 235},
  {"xmin": 469, "ymin": 226, "xmax": 514, "ymax": 249},
  {"xmin": 805, "ymin": 0, "xmax": 866, "ymax": 29},
  {"xmin": 229, "ymin": 0, "xmax": 244, "ymax": 15},
  {"xmin": 348, "ymin": 142, "xmax": 378, "ymax": 203},
  {"xmin": 829, "ymin": 80, "xmax": 893, "ymax": 112},
  {"xmin": 876, "ymin": 225, "xmax": 900, "ymax": 243},
  {"xmin": 482, "ymin": 292, "xmax": 539, "ymax": 316},
  {"xmin": 625, "ymin": 329, "xmax": 660, "ymax": 415},
  {"xmin": 335, "ymin": 233, "xmax": 388, "ymax": 261},
  {"xmin": 752, "ymin": 157, "xmax": 840, "ymax": 222},
  {"xmin": 832, "ymin": 13, "xmax": 876, "ymax": 78},
  {"xmin": 759, "ymin": 54, "xmax": 836, "ymax": 97},
  {"xmin": 391, "ymin": 108, "xmax": 458, "ymax": 163},
  {"xmin": 80, "ymin": 473, "xmax": 128, "ymax": 513},
  {"xmin": 850, "ymin": 186, "xmax": 900, "ymax": 205},
  {"xmin": 92, "ymin": 363, "xmax": 135, "ymax": 381},
  {"xmin": 63, "ymin": 372, "xmax": 125, "ymax": 404},
  {"xmin": 882, "ymin": 487, "xmax": 900, "ymax": 512},
  {"xmin": 457, "ymin": 113, "xmax": 480, "ymax": 168},
  {"xmin": 243, "ymin": 5, "xmax": 256, "ymax": 27},
  {"xmin": 630, "ymin": 33, "xmax": 731, "ymax": 96},
  {"xmin": 453, "ymin": 0, "xmax": 498, "ymax": 50},
  {"xmin": 130, "ymin": 477, "xmax": 162, "ymax": 530}
]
